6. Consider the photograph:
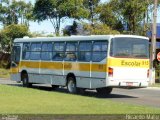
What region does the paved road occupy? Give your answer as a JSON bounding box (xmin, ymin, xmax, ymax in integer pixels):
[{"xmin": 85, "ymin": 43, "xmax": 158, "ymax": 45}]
[
  {"xmin": 0, "ymin": 78, "xmax": 160, "ymax": 108},
  {"xmin": 111, "ymin": 88, "xmax": 160, "ymax": 108}
]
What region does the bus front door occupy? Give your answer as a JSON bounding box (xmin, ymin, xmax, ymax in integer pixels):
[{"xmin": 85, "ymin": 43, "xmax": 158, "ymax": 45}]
[{"xmin": 10, "ymin": 46, "xmax": 21, "ymax": 81}]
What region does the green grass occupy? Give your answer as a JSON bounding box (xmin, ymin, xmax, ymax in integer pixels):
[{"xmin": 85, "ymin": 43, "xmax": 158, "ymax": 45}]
[
  {"xmin": 0, "ymin": 68, "xmax": 10, "ymax": 78},
  {"xmin": 0, "ymin": 85, "xmax": 160, "ymax": 114}
]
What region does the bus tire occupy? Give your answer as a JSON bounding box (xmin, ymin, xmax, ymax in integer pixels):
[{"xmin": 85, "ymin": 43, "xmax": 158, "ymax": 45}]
[
  {"xmin": 96, "ymin": 87, "xmax": 112, "ymax": 95},
  {"xmin": 22, "ymin": 73, "xmax": 32, "ymax": 87},
  {"xmin": 67, "ymin": 77, "xmax": 77, "ymax": 94}
]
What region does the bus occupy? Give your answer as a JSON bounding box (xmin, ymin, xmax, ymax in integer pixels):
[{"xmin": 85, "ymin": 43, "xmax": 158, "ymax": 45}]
[{"xmin": 10, "ymin": 35, "xmax": 149, "ymax": 95}]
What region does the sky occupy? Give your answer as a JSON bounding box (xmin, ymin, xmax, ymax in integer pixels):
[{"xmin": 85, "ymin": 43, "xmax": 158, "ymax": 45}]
[{"xmin": 3, "ymin": 0, "xmax": 160, "ymax": 34}]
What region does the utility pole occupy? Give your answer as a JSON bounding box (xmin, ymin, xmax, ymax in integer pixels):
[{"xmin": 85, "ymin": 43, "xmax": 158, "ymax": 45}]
[{"xmin": 149, "ymin": 0, "xmax": 157, "ymax": 85}]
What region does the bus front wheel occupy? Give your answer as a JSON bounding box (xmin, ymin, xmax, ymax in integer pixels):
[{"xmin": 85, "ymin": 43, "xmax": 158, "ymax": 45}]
[
  {"xmin": 96, "ymin": 87, "xmax": 112, "ymax": 95},
  {"xmin": 22, "ymin": 73, "xmax": 32, "ymax": 87},
  {"xmin": 67, "ymin": 77, "xmax": 77, "ymax": 94}
]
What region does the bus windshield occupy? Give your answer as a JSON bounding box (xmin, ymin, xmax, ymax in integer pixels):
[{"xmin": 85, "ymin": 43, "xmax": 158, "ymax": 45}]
[{"xmin": 110, "ymin": 37, "xmax": 149, "ymax": 58}]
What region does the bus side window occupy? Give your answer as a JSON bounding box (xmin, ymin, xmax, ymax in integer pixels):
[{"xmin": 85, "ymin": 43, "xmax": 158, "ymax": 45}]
[
  {"xmin": 53, "ymin": 42, "xmax": 65, "ymax": 61},
  {"xmin": 78, "ymin": 41, "xmax": 92, "ymax": 62},
  {"xmin": 64, "ymin": 42, "xmax": 77, "ymax": 61},
  {"xmin": 92, "ymin": 41, "xmax": 108, "ymax": 62},
  {"xmin": 30, "ymin": 43, "xmax": 41, "ymax": 60},
  {"xmin": 41, "ymin": 42, "xmax": 52, "ymax": 61},
  {"xmin": 22, "ymin": 43, "xmax": 30, "ymax": 60}
]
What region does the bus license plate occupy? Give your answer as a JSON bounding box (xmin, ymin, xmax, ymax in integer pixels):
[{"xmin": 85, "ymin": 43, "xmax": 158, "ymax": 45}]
[{"xmin": 126, "ymin": 82, "xmax": 133, "ymax": 86}]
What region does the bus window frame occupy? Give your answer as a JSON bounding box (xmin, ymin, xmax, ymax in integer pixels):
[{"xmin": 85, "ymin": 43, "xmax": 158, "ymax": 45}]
[
  {"xmin": 22, "ymin": 42, "xmax": 31, "ymax": 60},
  {"xmin": 52, "ymin": 42, "xmax": 65, "ymax": 61},
  {"xmin": 92, "ymin": 40, "xmax": 108, "ymax": 62},
  {"xmin": 64, "ymin": 41, "xmax": 78, "ymax": 62},
  {"xmin": 78, "ymin": 41, "xmax": 92, "ymax": 62},
  {"xmin": 41, "ymin": 42, "xmax": 53, "ymax": 61},
  {"xmin": 30, "ymin": 42, "xmax": 42, "ymax": 60},
  {"xmin": 110, "ymin": 38, "xmax": 149, "ymax": 59}
]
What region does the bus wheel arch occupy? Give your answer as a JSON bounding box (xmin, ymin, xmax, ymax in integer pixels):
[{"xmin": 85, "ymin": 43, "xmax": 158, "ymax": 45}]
[
  {"xmin": 66, "ymin": 73, "xmax": 77, "ymax": 94},
  {"xmin": 21, "ymin": 70, "xmax": 32, "ymax": 87}
]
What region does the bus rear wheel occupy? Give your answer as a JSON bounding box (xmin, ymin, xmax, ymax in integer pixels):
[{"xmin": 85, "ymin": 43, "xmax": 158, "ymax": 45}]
[
  {"xmin": 67, "ymin": 77, "xmax": 77, "ymax": 94},
  {"xmin": 96, "ymin": 87, "xmax": 112, "ymax": 96},
  {"xmin": 22, "ymin": 73, "xmax": 32, "ymax": 87}
]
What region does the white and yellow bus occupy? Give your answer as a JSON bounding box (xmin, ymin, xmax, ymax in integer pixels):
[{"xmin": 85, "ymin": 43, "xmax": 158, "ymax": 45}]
[{"xmin": 10, "ymin": 35, "xmax": 149, "ymax": 95}]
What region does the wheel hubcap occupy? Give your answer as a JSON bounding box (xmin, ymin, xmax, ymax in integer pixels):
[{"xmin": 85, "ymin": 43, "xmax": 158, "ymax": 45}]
[
  {"xmin": 68, "ymin": 80, "xmax": 76, "ymax": 93},
  {"xmin": 24, "ymin": 78, "xmax": 27, "ymax": 84}
]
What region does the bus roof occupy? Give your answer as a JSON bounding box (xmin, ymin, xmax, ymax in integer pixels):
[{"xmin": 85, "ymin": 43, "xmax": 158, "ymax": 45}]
[{"xmin": 14, "ymin": 35, "xmax": 149, "ymax": 43}]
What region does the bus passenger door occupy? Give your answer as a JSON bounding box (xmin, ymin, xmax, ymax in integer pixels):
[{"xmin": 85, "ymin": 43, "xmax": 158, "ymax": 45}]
[{"xmin": 10, "ymin": 46, "xmax": 21, "ymax": 81}]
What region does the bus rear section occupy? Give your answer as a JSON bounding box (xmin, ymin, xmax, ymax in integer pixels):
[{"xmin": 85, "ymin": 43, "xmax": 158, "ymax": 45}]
[
  {"xmin": 107, "ymin": 58, "xmax": 149, "ymax": 88},
  {"xmin": 107, "ymin": 37, "xmax": 149, "ymax": 88}
]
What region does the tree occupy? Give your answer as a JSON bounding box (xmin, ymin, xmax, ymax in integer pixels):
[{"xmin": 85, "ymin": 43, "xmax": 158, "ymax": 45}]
[
  {"xmin": 70, "ymin": 0, "xmax": 89, "ymax": 20},
  {"xmin": 97, "ymin": 0, "xmax": 158, "ymax": 35},
  {"xmin": 24, "ymin": 2, "xmax": 34, "ymax": 26},
  {"xmin": 11, "ymin": 1, "xmax": 33, "ymax": 26},
  {"xmin": 33, "ymin": 0, "xmax": 69, "ymax": 36},
  {"xmin": 96, "ymin": 1, "xmax": 124, "ymax": 32},
  {"xmin": 0, "ymin": 0, "xmax": 9, "ymax": 25},
  {"xmin": 120, "ymin": 0, "xmax": 149, "ymax": 34},
  {"xmin": 82, "ymin": 0, "xmax": 100, "ymax": 24},
  {"xmin": 83, "ymin": 22, "xmax": 120, "ymax": 35},
  {"xmin": 33, "ymin": 0, "xmax": 88, "ymax": 36},
  {"xmin": 0, "ymin": 0, "xmax": 33, "ymax": 27},
  {"xmin": 0, "ymin": 24, "xmax": 29, "ymax": 52}
]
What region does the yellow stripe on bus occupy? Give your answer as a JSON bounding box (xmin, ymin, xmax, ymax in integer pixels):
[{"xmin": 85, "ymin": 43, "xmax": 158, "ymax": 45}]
[
  {"xmin": 108, "ymin": 58, "xmax": 149, "ymax": 68},
  {"xmin": 20, "ymin": 61, "xmax": 107, "ymax": 72},
  {"xmin": 10, "ymin": 67, "xmax": 19, "ymax": 74},
  {"xmin": 41, "ymin": 62, "xmax": 63, "ymax": 70},
  {"xmin": 10, "ymin": 58, "xmax": 149, "ymax": 75}
]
